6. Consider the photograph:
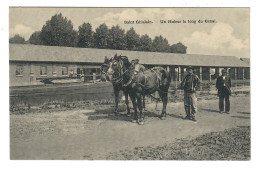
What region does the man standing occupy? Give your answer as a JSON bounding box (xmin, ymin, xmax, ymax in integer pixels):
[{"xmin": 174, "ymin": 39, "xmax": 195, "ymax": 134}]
[
  {"xmin": 216, "ymin": 69, "xmax": 232, "ymax": 114},
  {"xmin": 181, "ymin": 66, "xmax": 200, "ymax": 122}
]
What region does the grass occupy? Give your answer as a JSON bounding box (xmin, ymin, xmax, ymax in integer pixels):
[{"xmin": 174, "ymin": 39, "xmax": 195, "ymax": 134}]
[
  {"xmin": 106, "ymin": 126, "xmax": 250, "ymax": 160},
  {"xmin": 10, "ymin": 81, "xmax": 250, "ymax": 114}
]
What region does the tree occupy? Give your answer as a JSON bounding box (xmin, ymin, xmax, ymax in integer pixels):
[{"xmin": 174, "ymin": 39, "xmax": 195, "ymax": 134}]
[
  {"xmin": 77, "ymin": 22, "xmax": 93, "ymax": 48},
  {"xmin": 93, "ymin": 23, "xmax": 110, "ymax": 49},
  {"xmin": 152, "ymin": 35, "xmax": 170, "ymax": 52},
  {"xmin": 170, "ymin": 42, "xmax": 187, "ymax": 54},
  {"xmin": 9, "ymin": 34, "xmax": 25, "ymax": 44},
  {"xmin": 125, "ymin": 27, "xmax": 140, "ymax": 50},
  {"xmin": 40, "ymin": 13, "xmax": 77, "ymax": 47},
  {"xmin": 29, "ymin": 31, "xmax": 42, "ymax": 45},
  {"xmin": 138, "ymin": 34, "xmax": 154, "ymax": 51},
  {"xmin": 107, "ymin": 25, "xmax": 126, "ymax": 50}
]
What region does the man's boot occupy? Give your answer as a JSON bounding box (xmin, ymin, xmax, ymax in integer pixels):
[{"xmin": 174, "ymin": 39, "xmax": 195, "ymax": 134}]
[{"xmin": 184, "ymin": 105, "xmax": 191, "ymax": 120}]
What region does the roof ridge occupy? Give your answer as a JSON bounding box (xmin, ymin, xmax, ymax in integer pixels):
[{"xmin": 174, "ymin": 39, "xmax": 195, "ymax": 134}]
[{"xmin": 9, "ymin": 44, "xmax": 249, "ymax": 67}]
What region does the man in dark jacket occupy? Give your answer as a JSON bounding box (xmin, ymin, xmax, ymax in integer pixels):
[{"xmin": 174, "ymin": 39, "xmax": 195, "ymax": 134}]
[
  {"xmin": 181, "ymin": 66, "xmax": 200, "ymax": 122},
  {"xmin": 216, "ymin": 69, "xmax": 231, "ymax": 114}
]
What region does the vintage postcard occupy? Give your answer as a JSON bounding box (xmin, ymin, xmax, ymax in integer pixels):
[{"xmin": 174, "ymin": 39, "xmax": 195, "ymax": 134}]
[{"xmin": 9, "ymin": 7, "xmax": 250, "ymax": 160}]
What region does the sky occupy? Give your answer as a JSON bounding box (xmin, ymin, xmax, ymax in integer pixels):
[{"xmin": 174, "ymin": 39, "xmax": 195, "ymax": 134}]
[{"xmin": 9, "ymin": 7, "xmax": 250, "ymax": 58}]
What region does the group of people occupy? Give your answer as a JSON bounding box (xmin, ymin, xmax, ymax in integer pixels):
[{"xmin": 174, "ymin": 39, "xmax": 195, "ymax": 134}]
[{"xmin": 180, "ymin": 66, "xmax": 231, "ymax": 122}]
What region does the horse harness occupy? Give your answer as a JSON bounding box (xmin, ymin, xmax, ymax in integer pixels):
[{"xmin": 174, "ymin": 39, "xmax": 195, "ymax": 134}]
[
  {"xmin": 123, "ymin": 66, "xmax": 163, "ymax": 93},
  {"xmin": 104, "ymin": 59, "xmax": 168, "ymax": 94}
]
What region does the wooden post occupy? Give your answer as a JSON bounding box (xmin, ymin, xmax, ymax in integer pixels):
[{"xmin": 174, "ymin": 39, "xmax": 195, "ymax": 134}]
[
  {"xmin": 199, "ymin": 66, "xmax": 202, "ymax": 81},
  {"xmin": 242, "ymin": 67, "xmax": 245, "ymax": 80},
  {"xmin": 209, "ymin": 67, "xmax": 211, "ymax": 82},
  {"xmin": 174, "ymin": 67, "xmax": 178, "ymax": 89},
  {"xmin": 235, "ymin": 67, "xmax": 237, "ymax": 80},
  {"xmin": 215, "ymin": 67, "xmax": 219, "ymax": 78},
  {"xmin": 225, "ymin": 68, "xmax": 228, "ymax": 76},
  {"xmin": 181, "ymin": 67, "xmax": 184, "ymax": 81},
  {"xmin": 178, "ymin": 66, "xmax": 181, "ymax": 82}
]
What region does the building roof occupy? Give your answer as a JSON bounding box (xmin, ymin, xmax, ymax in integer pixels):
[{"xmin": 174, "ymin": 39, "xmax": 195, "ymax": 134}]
[
  {"xmin": 240, "ymin": 58, "xmax": 250, "ymax": 65},
  {"xmin": 9, "ymin": 44, "xmax": 249, "ymax": 67}
]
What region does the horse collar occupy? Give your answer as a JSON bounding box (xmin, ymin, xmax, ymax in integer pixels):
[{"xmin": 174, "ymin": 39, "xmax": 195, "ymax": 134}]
[{"xmin": 123, "ymin": 73, "xmax": 135, "ymax": 87}]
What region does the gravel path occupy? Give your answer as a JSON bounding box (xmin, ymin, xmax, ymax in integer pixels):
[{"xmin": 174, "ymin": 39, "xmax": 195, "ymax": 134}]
[{"xmin": 10, "ymin": 95, "xmax": 250, "ymax": 160}]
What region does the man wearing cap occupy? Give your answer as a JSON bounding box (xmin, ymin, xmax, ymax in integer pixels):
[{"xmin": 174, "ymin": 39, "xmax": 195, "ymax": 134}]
[
  {"xmin": 216, "ymin": 69, "xmax": 232, "ymax": 114},
  {"xmin": 181, "ymin": 66, "xmax": 200, "ymax": 122}
]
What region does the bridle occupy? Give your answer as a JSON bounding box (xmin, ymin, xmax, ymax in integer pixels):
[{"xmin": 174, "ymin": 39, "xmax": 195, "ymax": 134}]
[{"xmin": 107, "ymin": 59, "xmax": 134, "ymax": 86}]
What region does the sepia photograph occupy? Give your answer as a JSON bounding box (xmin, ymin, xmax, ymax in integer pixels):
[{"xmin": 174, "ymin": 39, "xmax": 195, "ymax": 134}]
[{"xmin": 9, "ymin": 7, "xmax": 250, "ymax": 160}]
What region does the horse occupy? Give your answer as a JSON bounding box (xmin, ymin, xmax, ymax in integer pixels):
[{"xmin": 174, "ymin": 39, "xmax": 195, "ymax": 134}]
[
  {"xmin": 107, "ymin": 55, "xmax": 171, "ymax": 125},
  {"xmin": 100, "ymin": 55, "xmax": 146, "ymax": 116}
]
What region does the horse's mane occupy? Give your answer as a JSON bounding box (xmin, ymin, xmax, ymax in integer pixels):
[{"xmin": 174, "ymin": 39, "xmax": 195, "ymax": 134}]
[
  {"xmin": 104, "ymin": 56, "xmax": 112, "ymax": 64},
  {"xmin": 116, "ymin": 55, "xmax": 131, "ymax": 68}
]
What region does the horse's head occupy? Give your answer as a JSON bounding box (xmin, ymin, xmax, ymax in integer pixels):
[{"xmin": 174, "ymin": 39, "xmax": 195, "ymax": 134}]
[
  {"xmin": 107, "ymin": 54, "xmax": 132, "ymax": 83},
  {"xmin": 107, "ymin": 54, "xmax": 122, "ymax": 76},
  {"xmin": 108, "ymin": 54, "xmax": 132, "ymax": 73}
]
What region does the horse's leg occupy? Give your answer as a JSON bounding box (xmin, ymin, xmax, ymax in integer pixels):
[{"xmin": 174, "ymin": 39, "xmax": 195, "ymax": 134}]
[
  {"xmin": 142, "ymin": 94, "xmax": 146, "ymax": 111},
  {"xmin": 129, "ymin": 92, "xmax": 138, "ymax": 123},
  {"xmin": 158, "ymin": 90, "xmax": 168, "ymax": 120},
  {"xmin": 113, "ymin": 87, "xmax": 120, "ymax": 116},
  {"xmin": 124, "ymin": 90, "xmax": 131, "ymax": 116},
  {"xmin": 136, "ymin": 92, "xmax": 144, "ymax": 125}
]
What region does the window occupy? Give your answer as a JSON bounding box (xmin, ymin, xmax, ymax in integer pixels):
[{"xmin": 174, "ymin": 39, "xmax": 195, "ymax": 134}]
[
  {"xmin": 68, "ymin": 67, "xmax": 77, "ymax": 77},
  {"xmin": 84, "ymin": 68, "xmax": 102, "ymax": 82},
  {"xmin": 40, "ymin": 66, "xmax": 47, "ymax": 76},
  {"xmin": 16, "ymin": 65, "xmax": 23, "ymax": 76},
  {"xmin": 30, "ymin": 64, "xmax": 34, "ymax": 74},
  {"xmin": 62, "ymin": 66, "xmax": 68, "ymax": 76}
]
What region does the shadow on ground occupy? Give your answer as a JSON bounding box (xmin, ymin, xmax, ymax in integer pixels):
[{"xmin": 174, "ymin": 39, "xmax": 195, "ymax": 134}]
[
  {"xmin": 200, "ymin": 108, "xmax": 220, "ymax": 113},
  {"xmin": 231, "ymin": 116, "xmax": 250, "ymax": 119},
  {"xmin": 167, "ymin": 113, "xmax": 184, "ymax": 119},
  {"xmin": 86, "ymin": 107, "xmax": 168, "ymax": 122},
  {"xmin": 87, "ymin": 114, "xmax": 132, "ymax": 122},
  {"xmin": 237, "ymin": 112, "xmax": 250, "ymax": 115}
]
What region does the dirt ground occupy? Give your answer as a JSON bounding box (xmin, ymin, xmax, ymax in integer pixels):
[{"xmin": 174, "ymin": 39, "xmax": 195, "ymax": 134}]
[{"xmin": 10, "ymin": 94, "xmax": 250, "ymax": 160}]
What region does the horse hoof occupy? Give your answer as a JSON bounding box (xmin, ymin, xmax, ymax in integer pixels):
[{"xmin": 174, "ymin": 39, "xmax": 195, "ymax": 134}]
[
  {"xmin": 131, "ymin": 119, "xmax": 137, "ymax": 123},
  {"xmin": 160, "ymin": 116, "xmax": 166, "ymax": 120},
  {"xmin": 138, "ymin": 121, "xmax": 144, "ymax": 125}
]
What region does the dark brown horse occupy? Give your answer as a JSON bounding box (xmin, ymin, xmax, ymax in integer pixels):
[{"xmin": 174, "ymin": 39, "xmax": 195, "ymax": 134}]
[
  {"xmin": 101, "ymin": 56, "xmax": 131, "ymax": 116},
  {"xmin": 107, "ymin": 55, "xmax": 171, "ymax": 125}
]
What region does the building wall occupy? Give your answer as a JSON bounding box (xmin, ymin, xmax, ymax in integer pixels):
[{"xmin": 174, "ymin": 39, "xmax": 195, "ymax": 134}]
[
  {"xmin": 10, "ymin": 63, "xmax": 32, "ymax": 86},
  {"xmin": 10, "ymin": 61, "xmax": 250, "ymax": 86},
  {"xmin": 10, "ymin": 62, "xmax": 74, "ymax": 86},
  {"xmin": 9, "ymin": 62, "xmax": 102, "ymax": 86}
]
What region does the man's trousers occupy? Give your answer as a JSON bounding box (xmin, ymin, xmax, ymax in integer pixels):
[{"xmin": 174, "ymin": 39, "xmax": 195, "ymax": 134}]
[
  {"xmin": 219, "ymin": 94, "xmax": 230, "ymax": 112},
  {"xmin": 184, "ymin": 91, "xmax": 198, "ymax": 118}
]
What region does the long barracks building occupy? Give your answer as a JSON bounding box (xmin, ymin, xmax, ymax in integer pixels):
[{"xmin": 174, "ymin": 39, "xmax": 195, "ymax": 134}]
[{"xmin": 9, "ymin": 44, "xmax": 250, "ymax": 86}]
